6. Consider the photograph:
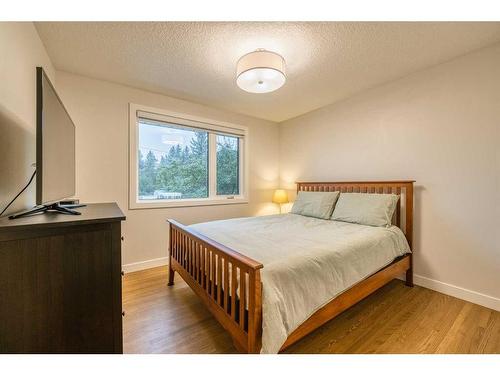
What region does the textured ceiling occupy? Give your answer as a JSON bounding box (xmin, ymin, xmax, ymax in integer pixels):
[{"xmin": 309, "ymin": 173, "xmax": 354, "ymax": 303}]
[{"xmin": 35, "ymin": 22, "xmax": 500, "ymax": 122}]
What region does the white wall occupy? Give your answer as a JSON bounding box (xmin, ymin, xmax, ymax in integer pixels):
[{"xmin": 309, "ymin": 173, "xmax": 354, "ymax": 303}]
[
  {"xmin": 55, "ymin": 72, "xmax": 280, "ymax": 269},
  {"xmin": 280, "ymin": 44, "xmax": 500, "ymax": 308},
  {"xmin": 0, "ymin": 22, "xmax": 55, "ymax": 215}
]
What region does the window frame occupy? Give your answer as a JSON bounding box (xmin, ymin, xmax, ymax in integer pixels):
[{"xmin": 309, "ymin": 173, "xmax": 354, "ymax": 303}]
[{"xmin": 129, "ymin": 103, "xmax": 249, "ymax": 209}]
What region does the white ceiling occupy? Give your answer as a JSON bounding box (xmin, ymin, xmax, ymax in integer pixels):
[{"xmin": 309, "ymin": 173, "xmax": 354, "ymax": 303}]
[{"xmin": 35, "ymin": 22, "xmax": 500, "ymax": 122}]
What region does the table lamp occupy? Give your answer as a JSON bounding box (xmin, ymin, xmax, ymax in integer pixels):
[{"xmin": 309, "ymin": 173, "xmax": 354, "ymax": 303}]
[{"xmin": 272, "ymin": 189, "xmax": 289, "ymax": 214}]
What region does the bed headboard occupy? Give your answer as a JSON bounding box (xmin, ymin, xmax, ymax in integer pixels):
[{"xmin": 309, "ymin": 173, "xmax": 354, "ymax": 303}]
[{"xmin": 296, "ymin": 181, "xmax": 415, "ymax": 249}]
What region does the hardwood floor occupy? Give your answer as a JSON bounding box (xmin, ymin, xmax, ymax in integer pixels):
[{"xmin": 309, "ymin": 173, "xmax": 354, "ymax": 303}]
[{"xmin": 123, "ymin": 266, "xmax": 500, "ymax": 354}]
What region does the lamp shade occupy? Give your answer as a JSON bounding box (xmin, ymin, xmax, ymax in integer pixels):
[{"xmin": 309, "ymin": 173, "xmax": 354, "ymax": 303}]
[
  {"xmin": 272, "ymin": 189, "xmax": 289, "ymax": 204},
  {"xmin": 236, "ymin": 50, "xmax": 286, "ymax": 93}
]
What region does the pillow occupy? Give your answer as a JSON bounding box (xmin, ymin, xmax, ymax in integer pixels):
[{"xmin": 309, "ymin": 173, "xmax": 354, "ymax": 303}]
[
  {"xmin": 331, "ymin": 193, "xmax": 399, "ymax": 227},
  {"xmin": 291, "ymin": 191, "xmax": 340, "ymax": 220}
]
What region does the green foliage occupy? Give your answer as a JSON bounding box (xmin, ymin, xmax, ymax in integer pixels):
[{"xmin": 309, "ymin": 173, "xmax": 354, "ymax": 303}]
[
  {"xmin": 138, "ymin": 150, "xmax": 158, "ymax": 195},
  {"xmin": 216, "ymin": 136, "xmax": 239, "ymax": 195},
  {"xmin": 138, "ymin": 132, "xmax": 239, "ymax": 200}
]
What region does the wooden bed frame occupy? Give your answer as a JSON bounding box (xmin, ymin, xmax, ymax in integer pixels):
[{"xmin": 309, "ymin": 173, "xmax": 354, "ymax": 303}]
[{"xmin": 167, "ymin": 181, "xmax": 414, "ymax": 353}]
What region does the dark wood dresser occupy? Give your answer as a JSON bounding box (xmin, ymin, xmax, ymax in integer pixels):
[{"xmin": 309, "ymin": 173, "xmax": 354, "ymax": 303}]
[{"xmin": 0, "ymin": 203, "xmax": 125, "ymax": 353}]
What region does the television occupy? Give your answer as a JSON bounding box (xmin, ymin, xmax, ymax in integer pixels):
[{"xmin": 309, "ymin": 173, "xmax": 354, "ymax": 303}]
[
  {"xmin": 7, "ymin": 68, "xmax": 83, "ymax": 219},
  {"xmin": 36, "ymin": 67, "xmax": 76, "ymax": 207}
]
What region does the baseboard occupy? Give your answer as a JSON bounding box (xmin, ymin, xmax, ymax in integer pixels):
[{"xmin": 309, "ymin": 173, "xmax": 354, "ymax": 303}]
[
  {"xmin": 413, "ymin": 274, "xmax": 500, "ymax": 312},
  {"xmin": 122, "ymin": 256, "xmax": 169, "ymax": 274}
]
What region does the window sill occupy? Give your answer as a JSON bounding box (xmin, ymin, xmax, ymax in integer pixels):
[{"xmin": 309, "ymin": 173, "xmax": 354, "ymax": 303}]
[{"xmin": 129, "ymin": 197, "xmax": 248, "ymax": 210}]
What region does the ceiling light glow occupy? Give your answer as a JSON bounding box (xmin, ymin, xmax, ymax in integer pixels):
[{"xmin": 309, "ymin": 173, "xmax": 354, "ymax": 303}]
[{"xmin": 236, "ymin": 49, "xmax": 286, "ymax": 94}]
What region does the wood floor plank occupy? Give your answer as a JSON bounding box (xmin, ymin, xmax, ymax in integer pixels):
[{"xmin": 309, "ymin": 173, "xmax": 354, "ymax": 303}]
[
  {"xmin": 377, "ymin": 291, "xmax": 465, "ymax": 353},
  {"xmin": 481, "ymin": 313, "xmax": 500, "ymax": 353},
  {"xmin": 285, "ymin": 282, "xmax": 417, "ymax": 353},
  {"xmin": 122, "ymin": 266, "xmax": 500, "ymax": 354},
  {"xmin": 434, "ymin": 303, "xmax": 495, "ymax": 354},
  {"xmin": 341, "ymin": 285, "xmax": 431, "ymax": 353}
]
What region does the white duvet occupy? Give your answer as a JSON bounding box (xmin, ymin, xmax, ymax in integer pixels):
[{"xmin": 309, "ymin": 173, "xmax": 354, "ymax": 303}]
[{"xmin": 189, "ymin": 213, "xmax": 410, "ymax": 353}]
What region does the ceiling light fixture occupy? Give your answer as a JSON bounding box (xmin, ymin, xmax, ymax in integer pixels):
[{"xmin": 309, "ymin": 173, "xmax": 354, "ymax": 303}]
[{"xmin": 236, "ymin": 49, "xmax": 286, "ymax": 94}]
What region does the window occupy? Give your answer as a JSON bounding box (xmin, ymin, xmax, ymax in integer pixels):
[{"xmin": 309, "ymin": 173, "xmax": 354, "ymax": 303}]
[
  {"xmin": 129, "ymin": 104, "xmax": 247, "ymax": 208},
  {"xmin": 138, "ymin": 121, "xmax": 209, "ymax": 200}
]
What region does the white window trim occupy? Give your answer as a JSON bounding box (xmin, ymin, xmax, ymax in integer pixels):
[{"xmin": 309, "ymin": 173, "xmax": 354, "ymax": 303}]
[{"xmin": 129, "ymin": 103, "xmax": 249, "ymax": 209}]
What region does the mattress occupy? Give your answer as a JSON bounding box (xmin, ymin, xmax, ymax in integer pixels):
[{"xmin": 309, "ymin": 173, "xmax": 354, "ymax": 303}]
[{"xmin": 189, "ymin": 213, "xmax": 410, "ymax": 353}]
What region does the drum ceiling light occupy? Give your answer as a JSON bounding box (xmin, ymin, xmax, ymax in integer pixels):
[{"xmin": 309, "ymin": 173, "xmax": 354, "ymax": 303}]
[{"xmin": 236, "ymin": 49, "xmax": 286, "ymax": 94}]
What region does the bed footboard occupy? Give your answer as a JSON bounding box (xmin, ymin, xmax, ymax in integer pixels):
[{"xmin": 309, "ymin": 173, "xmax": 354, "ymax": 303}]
[{"xmin": 167, "ymin": 219, "xmax": 263, "ymax": 353}]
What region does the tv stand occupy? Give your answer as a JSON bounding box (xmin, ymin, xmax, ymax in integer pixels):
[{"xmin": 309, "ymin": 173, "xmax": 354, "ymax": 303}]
[
  {"xmin": 9, "ymin": 202, "xmax": 86, "ymax": 220},
  {"xmin": 0, "ymin": 203, "xmax": 125, "ymax": 353}
]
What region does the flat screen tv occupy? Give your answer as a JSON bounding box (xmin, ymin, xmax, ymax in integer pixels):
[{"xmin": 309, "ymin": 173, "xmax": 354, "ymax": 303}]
[
  {"xmin": 36, "ymin": 67, "xmax": 76, "ymax": 207},
  {"xmin": 7, "ymin": 67, "xmax": 82, "ymax": 219}
]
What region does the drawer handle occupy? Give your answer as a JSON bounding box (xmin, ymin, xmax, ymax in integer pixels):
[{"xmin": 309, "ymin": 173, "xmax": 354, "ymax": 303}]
[
  {"xmin": 122, "ymin": 311, "xmax": 126, "ymax": 317},
  {"xmin": 121, "ymin": 271, "xmax": 125, "ymax": 276},
  {"xmin": 121, "ymin": 236, "xmax": 124, "ymax": 241}
]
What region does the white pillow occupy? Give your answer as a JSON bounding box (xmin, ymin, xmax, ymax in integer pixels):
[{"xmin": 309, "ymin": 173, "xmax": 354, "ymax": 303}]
[
  {"xmin": 331, "ymin": 193, "xmax": 399, "ymax": 227},
  {"xmin": 291, "ymin": 191, "xmax": 340, "ymax": 220}
]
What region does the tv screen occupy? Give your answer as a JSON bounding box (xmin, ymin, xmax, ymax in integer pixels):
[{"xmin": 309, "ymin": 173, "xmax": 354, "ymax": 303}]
[{"xmin": 36, "ymin": 67, "xmax": 76, "ymax": 205}]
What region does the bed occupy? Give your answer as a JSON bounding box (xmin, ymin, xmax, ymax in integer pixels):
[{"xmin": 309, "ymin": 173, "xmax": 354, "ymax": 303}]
[{"xmin": 167, "ymin": 181, "xmax": 414, "ymax": 353}]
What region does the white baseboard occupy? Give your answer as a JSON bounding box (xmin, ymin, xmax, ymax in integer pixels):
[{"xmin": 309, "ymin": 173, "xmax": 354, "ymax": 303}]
[
  {"xmin": 122, "ymin": 256, "xmax": 169, "ymax": 274},
  {"xmin": 413, "ymin": 274, "xmax": 500, "ymax": 312}
]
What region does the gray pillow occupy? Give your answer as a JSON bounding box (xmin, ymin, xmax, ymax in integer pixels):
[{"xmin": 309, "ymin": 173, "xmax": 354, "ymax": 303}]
[
  {"xmin": 331, "ymin": 193, "xmax": 399, "ymax": 227},
  {"xmin": 291, "ymin": 191, "xmax": 340, "ymax": 220}
]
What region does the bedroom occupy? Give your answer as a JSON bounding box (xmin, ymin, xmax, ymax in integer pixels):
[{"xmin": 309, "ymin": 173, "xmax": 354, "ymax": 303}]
[{"xmin": 0, "ymin": 1, "xmax": 499, "ymax": 372}]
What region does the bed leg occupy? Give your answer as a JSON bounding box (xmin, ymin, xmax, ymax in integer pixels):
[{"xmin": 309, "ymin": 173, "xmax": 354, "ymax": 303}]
[
  {"xmin": 405, "ymin": 269, "xmax": 413, "ymax": 287},
  {"xmin": 168, "ymin": 252, "xmax": 175, "ymax": 286},
  {"xmin": 167, "ymin": 228, "xmax": 175, "ymax": 286},
  {"xmin": 168, "ymin": 268, "xmax": 175, "ymax": 286},
  {"xmin": 405, "ymin": 256, "xmax": 414, "ymax": 287}
]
